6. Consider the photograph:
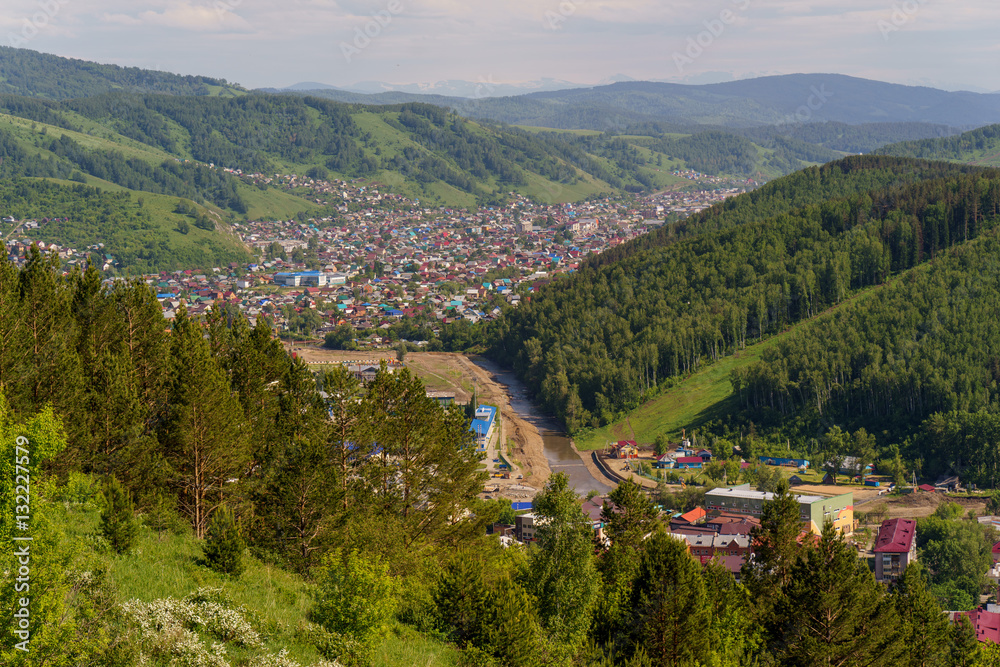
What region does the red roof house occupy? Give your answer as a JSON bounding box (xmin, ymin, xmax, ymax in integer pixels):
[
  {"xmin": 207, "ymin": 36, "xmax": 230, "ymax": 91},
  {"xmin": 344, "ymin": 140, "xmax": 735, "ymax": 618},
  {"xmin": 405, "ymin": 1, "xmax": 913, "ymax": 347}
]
[
  {"xmin": 680, "ymin": 507, "xmax": 707, "ymax": 524},
  {"xmin": 874, "ymin": 518, "xmax": 917, "ymax": 583}
]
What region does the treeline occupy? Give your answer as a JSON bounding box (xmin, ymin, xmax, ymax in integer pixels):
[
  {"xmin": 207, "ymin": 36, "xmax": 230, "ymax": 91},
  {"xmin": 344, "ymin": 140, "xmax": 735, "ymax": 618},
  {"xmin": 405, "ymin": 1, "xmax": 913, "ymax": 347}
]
[
  {"xmin": 0, "ymin": 250, "xmax": 988, "ymax": 664},
  {"xmin": 0, "ymin": 251, "xmax": 487, "ymax": 567},
  {"xmin": 488, "ymin": 157, "xmax": 1000, "ymax": 432},
  {"xmin": 875, "ymin": 123, "xmax": 1000, "ymax": 161},
  {"xmin": 590, "ymin": 156, "xmax": 990, "ymax": 270},
  {"xmin": 5, "ymin": 92, "xmax": 630, "ymax": 200},
  {"xmin": 738, "ymin": 120, "xmax": 962, "ymax": 154},
  {"xmin": 0, "ymin": 122, "xmax": 250, "ymax": 213}
]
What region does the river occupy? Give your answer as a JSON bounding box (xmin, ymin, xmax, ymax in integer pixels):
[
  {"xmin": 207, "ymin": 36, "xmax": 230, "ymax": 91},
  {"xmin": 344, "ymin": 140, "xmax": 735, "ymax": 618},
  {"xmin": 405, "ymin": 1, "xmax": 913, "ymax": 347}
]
[{"xmin": 472, "ymin": 357, "xmax": 614, "ymax": 495}]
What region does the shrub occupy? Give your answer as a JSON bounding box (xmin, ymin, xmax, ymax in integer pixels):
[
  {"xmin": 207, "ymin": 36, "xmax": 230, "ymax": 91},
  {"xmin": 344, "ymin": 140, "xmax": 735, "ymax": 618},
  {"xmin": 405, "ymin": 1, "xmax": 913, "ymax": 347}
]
[
  {"xmin": 311, "ymin": 549, "xmax": 396, "ymax": 664},
  {"xmin": 100, "ymin": 476, "xmax": 138, "ymax": 555},
  {"xmin": 203, "ymin": 507, "xmax": 246, "ymax": 577}
]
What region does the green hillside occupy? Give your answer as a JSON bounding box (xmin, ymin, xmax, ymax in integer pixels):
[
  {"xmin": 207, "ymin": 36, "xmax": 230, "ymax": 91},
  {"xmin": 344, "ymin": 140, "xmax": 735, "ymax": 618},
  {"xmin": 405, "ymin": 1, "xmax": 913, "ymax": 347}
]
[
  {"xmin": 32, "ymin": 489, "xmax": 460, "ymax": 666},
  {"xmin": 573, "ymin": 283, "xmax": 885, "ymax": 451},
  {"xmin": 487, "ymin": 156, "xmax": 1000, "ymax": 449},
  {"xmin": 875, "ymin": 123, "xmax": 1000, "ymax": 166}
]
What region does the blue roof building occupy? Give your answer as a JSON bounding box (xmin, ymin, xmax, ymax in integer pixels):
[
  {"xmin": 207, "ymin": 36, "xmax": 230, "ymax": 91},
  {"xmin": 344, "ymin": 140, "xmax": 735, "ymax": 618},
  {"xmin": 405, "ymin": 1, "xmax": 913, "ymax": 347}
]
[{"xmin": 470, "ymin": 405, "xmax": 498, "ymax": 451}]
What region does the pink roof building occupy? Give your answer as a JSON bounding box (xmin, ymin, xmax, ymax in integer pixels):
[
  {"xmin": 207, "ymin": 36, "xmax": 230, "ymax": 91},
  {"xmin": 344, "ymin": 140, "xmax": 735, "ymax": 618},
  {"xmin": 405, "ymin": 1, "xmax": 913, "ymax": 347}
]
[{"xmin": 961, "ymin": 608, "xmax": 1000, "ymax": 644}]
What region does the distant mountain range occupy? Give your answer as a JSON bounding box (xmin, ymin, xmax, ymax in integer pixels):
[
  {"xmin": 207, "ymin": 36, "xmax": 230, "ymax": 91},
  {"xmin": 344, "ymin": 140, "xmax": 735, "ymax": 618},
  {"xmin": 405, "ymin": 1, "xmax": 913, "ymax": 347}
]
[
  {"xmin": 0, "ymin": 46, "xmax": 246, "ymax": 100},
  {"xmin": 275, "ymin": 73, "xmax": 1000, "ymax": 130},
  {"xmin": 278, "ymin": 76, "xmax": 634, "ymax": 98}
]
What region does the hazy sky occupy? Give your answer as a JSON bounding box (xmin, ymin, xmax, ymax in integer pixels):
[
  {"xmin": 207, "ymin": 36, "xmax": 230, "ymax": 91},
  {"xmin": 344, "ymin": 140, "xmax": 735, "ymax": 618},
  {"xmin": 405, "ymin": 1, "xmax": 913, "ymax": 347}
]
[{"xmin": 2, "ymin": 0, "xmax": 997, "ymax": 92}]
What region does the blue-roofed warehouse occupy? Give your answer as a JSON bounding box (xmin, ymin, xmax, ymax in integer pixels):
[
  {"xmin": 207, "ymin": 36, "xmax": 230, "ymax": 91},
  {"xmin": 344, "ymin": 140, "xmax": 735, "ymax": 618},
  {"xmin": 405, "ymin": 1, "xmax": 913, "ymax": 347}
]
[{"xmin": 470, "ymin": 405, "xmax": 498, "ymax": 451}]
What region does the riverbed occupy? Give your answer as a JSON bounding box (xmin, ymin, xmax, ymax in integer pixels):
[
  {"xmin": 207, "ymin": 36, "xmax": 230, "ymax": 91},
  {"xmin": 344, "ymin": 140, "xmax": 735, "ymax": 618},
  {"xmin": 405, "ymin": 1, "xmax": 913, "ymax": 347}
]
[{"xmin": 472, "ymin": 357, "xmax": 614, "ymax": 495}]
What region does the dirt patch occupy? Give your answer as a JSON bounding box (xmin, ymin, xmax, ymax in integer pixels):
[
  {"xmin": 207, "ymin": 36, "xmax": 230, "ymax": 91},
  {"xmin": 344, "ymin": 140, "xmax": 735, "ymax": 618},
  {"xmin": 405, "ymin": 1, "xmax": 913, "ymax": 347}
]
[
  {"xmin": 877, "ymin": 491, "xmax": 987, "ymax": 520},
  {"xmin": 287, "ymin": 345, "xmax": 399, "ymax": 364},
  {"xmin": 793, "ymin": 484, "xmax": 882, "ymax": 503}
]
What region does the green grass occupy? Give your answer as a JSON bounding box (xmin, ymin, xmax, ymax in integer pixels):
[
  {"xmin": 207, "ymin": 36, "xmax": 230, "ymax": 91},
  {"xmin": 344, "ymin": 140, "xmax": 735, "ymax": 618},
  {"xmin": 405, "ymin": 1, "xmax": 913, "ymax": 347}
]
[
  {"xmin": 575, "ymin": 284, "xmax": 888, "ymax": 451},
  {"xmin": 0, "ymin": 112, "xmax": 178, "ymax": 165},
  {"xmin": 47, "ymin": 498, "xmax": 460, "ymax": 667},
  {"xmin": 24, "ymin": 177, "xmax": 251, "ymax": 264},
  {"xmin": 575, "ymin": 334, "xmax": 786, "ymax": 451},
  {"xmin": 236, "ymin": 181, "xmax": 322, "ymax": 221}
]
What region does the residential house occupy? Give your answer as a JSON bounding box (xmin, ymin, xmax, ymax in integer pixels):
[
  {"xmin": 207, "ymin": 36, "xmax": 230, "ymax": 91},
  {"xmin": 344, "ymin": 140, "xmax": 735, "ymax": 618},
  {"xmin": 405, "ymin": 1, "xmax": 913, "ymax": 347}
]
[
  {"xmin": 675, "ymin": 456, "xmax": 703, "ymax": 469},
  {"xmin": 959, "ymin": 606, "xmax": 1000, "ymax": 644},
  {"xmin": 874, "ymin": 518, "xmax": 917, "ymax": 583}
]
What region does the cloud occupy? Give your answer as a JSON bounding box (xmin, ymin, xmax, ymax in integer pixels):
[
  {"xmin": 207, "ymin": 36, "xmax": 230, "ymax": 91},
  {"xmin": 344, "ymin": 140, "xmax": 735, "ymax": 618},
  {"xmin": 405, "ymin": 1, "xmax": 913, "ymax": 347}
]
[{"xmin": 135, "ymin": 2, "xmax": 253, "ymax": 32}]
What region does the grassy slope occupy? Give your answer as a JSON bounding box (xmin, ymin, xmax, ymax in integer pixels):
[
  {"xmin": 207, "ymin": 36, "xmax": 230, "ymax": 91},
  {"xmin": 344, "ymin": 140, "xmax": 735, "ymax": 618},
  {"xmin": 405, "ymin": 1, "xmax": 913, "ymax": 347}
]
[
  {"xmin": 50, "ymin": 499, "xmax": 461, "ymax": 666},
  {"xmin": 1, "ymin": 110, "xmax": 322, "ymax": 224},
  {"xmin": 24, "ymin": 176, "xmax": 251, "ymax": 262},
  {"xmin": 574, "ymin": 284, "xmax": 887, "ymax": 450}
]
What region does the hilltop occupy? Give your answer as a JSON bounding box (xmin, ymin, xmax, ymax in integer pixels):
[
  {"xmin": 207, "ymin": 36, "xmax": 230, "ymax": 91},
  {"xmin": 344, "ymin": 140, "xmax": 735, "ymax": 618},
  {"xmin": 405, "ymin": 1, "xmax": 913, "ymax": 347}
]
[
  {"xmin": 0, "ymin": 46, "xmax": 246, "ymax": 99},
  {"xmin": 287, "ymin": 73, "xmax": 996, "ymax": 133}
]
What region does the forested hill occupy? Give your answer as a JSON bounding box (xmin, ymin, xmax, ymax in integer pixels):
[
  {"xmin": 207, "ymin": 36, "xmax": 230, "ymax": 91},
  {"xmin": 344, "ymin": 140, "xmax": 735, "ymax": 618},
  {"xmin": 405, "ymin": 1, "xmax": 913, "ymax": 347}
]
[
  {"xmin": 732, "ymin": 229, "xmax": 1000, "ymax": 484},
  {"xmin": 875, "ymin": 123, "xmax": 1000, "ymax": 166},
  {"xmin": 0, "ymin": 46, "xmax": 245, "ymax": 99},
  {"xmin": 487, "ymin": 156, "xmax": 1000, "ymax": 436}
]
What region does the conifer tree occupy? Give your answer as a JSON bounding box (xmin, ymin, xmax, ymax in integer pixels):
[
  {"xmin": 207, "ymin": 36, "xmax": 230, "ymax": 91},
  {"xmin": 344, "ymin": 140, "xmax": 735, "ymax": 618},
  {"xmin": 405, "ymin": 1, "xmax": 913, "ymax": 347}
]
[
  {"xmin": 13, "ymin": 246, "xmax": 83, "ymax": 443},
  {"xmin": 0, "ymin": 254, "xmax": 23, "ymax": 393},
  {"xmin": 892, "ymin": 562, "xmax": 952, "ymax": 667},
  {"xmin": 773, "ymin": 522, "xmax": 903, "ymax": 666},
  {"xmin": 203, "ymin": 506, "xmax": 246, "ymax": 577},
  {"xmin": 950, "ymin": 615, "xmax": 981, "ymax": 667},
  {"xmin": 743, "ymin": 479, "xmax": 803, "ymax": 631},
  {"xmin": 324, "ymin": 364, "xmax": 364, "ymax": 513},
  {"xmin": 164, "ymin": 305, "xmax": 249, "ymax": 538},
  {"xmin": 595, "ymin": 478, "xmax": 657, "ymax": 645},
  {"xmin": 626, "ymin": 528, "xmax": 711, "ymax": 666},
  {"xmin": 703, "ymin": 560, "xmax": 762, "ymax": 666},
  {"xmin": 99, "ymin": 476, "xmax": 138, "ymax": 555},
  {"xmin": 250, "ymin": 358, "xmax": 332, "ymax": 571}
]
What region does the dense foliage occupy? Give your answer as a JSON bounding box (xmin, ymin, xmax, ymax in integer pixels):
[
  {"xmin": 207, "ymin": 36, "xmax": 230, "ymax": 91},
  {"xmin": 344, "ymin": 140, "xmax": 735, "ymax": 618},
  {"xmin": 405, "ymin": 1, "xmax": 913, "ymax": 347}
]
[
  {"xmin": 0, "ymin": 178, "xmax": 246, "ymax": 270},
  {"xmin": 0, "ymin": 248, "xmax": 988, "ymax": 665},
  {"xmin": 876, "ymin": 124, "xmax": 1000, "ymax": 162}
]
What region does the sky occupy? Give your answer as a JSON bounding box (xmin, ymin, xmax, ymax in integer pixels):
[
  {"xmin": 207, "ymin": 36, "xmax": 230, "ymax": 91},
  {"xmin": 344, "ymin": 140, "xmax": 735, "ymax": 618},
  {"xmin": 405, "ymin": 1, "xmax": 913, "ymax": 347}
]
[{"xmin": 2, "ymin": 0, "xmax": 998, "ymax": 93}]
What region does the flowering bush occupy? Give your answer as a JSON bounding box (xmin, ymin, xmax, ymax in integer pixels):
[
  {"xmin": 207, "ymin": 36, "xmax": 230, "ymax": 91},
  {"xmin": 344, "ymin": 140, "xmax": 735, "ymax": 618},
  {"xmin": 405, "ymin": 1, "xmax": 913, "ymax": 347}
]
[{"xmin": 123, "ymin": 588, "xmax": 267, "ymax": 665}]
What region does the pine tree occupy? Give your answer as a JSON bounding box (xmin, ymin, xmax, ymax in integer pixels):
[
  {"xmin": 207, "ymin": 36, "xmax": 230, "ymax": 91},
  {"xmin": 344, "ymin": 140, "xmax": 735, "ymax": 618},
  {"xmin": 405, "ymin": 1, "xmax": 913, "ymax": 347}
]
[
  {"xmin": 595, "ymin": 478, "xmax": 658, "ymax": 645},
  {"xmin": 164, "ymin": 305, "xmax": 249, "ymax": 538},
  {"xmin": 324, "ymin": 364, "xmax": 364, "ymax": 513},
  {"xmin": 773, "ymin": 522, "xmax": 903, "ymax": 666},
  {"xmin": 892, "ymin": 562, "xmax": 952, "ymax": 667},
  {"xmin": 744, "ymin": 479, "xmax": 803, "ymax": 630},
  {"xmin": 627, "ymin": 528, "xmax": 711, "ymax": 666},
  {"xmin": 99, "ymin": 476, "xmax": 138, "ymax": 555},
  {"xmin": 202, "ymin": 506, "xmax": 246, "ymax": 577},
  {"xmin": 703, "ymin": 560, "xmax": 762, "ymax": 666},
  {"xmin": 950, "ymin": 615, "xmax": 981, "ymax": 667}
]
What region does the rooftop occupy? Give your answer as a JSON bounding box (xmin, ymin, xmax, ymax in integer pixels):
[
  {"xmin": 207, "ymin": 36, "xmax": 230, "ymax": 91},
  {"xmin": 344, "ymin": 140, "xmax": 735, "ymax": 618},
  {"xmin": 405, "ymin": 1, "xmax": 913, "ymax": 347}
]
[{"xmin": 874, "ymin": 518, "xmax": 916, "ymax": 553}]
